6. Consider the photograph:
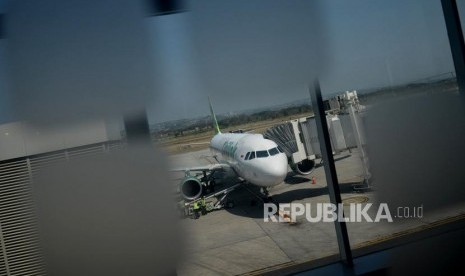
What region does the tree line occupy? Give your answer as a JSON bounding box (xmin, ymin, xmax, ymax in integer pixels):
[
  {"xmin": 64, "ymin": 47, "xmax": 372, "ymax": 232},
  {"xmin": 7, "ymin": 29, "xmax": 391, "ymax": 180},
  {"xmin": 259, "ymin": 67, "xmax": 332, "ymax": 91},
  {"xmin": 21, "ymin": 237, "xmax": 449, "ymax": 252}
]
[{"xmin": 153, "ymin": 103, "xmax": 312, "ymax": 140}]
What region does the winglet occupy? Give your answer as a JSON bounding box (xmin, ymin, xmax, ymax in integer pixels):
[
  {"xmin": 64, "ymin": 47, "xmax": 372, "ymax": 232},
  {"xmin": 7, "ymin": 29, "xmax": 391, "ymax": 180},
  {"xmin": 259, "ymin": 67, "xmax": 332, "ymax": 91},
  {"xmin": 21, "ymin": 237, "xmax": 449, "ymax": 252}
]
[{"xmin": 208, "ymin": 96, "xmax": 221, "ymax": 134}]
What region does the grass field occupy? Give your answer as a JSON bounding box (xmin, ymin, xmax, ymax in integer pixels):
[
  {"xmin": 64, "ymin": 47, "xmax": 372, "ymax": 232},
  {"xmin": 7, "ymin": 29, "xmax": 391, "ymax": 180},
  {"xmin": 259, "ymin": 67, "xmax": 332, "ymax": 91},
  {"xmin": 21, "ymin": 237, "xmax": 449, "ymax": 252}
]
[{"xmin": 157, "ymin": 111, "xmax": 313, "ymax": 154}]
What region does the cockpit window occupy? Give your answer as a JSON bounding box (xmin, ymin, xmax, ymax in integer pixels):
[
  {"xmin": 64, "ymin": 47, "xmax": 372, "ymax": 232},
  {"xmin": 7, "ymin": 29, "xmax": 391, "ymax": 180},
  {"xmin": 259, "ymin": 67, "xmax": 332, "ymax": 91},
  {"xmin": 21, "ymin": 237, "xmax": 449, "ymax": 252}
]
[
  {"xmin": 244, "ymin": 152, "xmax": 250, "ymax": 160},
  {"xmin": 277, "ymin": 146, "xmax": 284, "ymax": 153},
  {"xmin": 249, "ymin": 151, "xmax": 256, "ymax": 160},
  {"xmin": 256, "ymin": 150, "xmax": 269, "ymax": 158},
  {"xmin": 268, "ymin": 147, "xmax": 279, "ymax": 156}
]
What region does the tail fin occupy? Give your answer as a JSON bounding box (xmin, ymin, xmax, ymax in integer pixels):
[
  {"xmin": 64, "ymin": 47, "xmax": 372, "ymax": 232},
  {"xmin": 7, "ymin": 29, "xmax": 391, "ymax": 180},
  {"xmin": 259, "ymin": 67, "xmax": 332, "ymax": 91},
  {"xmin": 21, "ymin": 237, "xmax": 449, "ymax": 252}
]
[{"xmin": 208, "ymin": 96, "xmax": 221, "ymax": 134}]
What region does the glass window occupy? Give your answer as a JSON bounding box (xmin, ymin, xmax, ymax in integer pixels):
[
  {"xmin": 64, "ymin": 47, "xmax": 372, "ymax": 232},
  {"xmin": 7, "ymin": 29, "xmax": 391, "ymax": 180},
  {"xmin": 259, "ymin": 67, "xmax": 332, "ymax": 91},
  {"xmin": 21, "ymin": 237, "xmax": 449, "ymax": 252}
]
[
  {"xmin": 244, "ymin": 152, "xmax": 250, "ymax": 160},
  {"xmin": 277, "ymin": 146, "xmax": 284, "ymax": 153},
  {"xmin": 256, "ymin": 150, "xmax": 269, "ymax": 158},
  {"xmin": 249, "ymin": 151, "xmax": 255, "ymax": 160},
  {"xmin": 268, "ymin": 147, "xmax": 279, "ymax": 156}
]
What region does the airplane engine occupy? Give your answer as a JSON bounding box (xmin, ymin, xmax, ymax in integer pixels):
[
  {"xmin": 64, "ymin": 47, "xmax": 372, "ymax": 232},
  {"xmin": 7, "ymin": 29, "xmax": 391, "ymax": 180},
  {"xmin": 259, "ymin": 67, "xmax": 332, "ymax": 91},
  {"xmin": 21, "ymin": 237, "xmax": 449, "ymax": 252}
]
[
  {"xmin": 290, "ymin": 159, "xmax": 316, "ymax": 175},
  {"xmin": 180, "ymin": 176, "xmax": 203, "ymax": 201}
]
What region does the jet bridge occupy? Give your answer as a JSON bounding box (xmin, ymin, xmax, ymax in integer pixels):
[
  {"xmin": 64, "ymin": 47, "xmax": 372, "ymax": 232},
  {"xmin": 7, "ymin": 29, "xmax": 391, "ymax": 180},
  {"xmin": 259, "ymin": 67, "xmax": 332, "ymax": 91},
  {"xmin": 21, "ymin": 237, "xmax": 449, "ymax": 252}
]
[{"xmin": 264, "ymin": 91, "xmax": 370, "ymax": 186}]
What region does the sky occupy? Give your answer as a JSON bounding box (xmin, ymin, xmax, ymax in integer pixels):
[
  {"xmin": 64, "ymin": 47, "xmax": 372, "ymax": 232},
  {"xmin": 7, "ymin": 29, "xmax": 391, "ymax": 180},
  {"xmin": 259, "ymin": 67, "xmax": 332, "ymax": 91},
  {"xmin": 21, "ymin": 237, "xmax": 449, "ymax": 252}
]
[
  {"xmin": 0, "ymin": 0, "xmax": 462, "ymax": 124},
  {"xmin": 147, "ymin": 0, "xmax": 458, "ymax": 123}
]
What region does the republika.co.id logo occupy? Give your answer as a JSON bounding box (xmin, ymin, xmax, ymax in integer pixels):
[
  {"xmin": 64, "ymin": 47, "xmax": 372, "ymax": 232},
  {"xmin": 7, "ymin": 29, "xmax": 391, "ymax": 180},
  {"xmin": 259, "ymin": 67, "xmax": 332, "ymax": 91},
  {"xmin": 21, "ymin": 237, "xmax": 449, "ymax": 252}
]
[{"xmin": 264, "ymin": 203, "xmax": 423, "ymax": 223}]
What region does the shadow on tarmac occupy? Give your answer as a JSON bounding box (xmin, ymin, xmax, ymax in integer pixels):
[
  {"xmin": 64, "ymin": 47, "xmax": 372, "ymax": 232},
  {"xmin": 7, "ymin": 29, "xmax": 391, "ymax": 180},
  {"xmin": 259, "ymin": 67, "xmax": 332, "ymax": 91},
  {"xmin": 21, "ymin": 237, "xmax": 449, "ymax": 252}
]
[{"xmin": 224, "ymin": 181, "xmax": 362, "ymax": 219}]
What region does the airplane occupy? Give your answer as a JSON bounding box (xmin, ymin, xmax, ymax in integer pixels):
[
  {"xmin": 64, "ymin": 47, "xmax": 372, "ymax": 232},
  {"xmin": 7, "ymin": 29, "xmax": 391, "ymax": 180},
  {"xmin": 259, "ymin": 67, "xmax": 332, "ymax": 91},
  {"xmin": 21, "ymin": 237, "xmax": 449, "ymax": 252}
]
[{"xmin": 173, "ymin": 98, "xmax": 314, "ymax": 208}]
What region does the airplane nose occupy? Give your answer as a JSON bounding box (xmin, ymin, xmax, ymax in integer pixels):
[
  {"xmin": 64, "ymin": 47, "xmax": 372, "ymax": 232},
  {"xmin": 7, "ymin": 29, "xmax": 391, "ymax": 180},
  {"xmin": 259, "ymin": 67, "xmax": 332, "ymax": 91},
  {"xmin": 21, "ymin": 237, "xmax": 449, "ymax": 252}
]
[{"xmin": 263, "ymin": 154, "xmax": 288, "ymax": 185}]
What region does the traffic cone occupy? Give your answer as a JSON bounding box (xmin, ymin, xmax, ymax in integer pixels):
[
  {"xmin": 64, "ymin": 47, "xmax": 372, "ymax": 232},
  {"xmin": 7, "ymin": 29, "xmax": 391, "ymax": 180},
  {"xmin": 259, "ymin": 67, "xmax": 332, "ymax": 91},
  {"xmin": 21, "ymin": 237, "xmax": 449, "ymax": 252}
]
[
  {"xmin": 311, "ymin": 176, "xmax": 316, "ymax": 185},
  {"xmin": 279, "ymin": 210, "xmax": 292, "ymax": 223}
]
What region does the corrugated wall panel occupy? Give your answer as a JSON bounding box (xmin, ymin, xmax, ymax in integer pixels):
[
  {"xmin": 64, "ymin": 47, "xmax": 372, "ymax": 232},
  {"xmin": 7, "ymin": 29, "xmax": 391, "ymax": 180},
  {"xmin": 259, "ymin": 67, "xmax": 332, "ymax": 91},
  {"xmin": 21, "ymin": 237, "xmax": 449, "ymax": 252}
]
[
  {"xmin": 0, "ymin": 140, "xmax": 124, "ymax": 275},
  {"xmin": 0, "ymin": 158, "xmax": 45, "ymax": 276}
]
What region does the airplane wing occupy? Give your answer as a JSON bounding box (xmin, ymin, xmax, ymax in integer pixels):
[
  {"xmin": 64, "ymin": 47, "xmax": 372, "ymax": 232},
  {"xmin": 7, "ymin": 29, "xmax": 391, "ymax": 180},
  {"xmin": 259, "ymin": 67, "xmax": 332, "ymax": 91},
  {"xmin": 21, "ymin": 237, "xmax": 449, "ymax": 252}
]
[{"xmin": 170, "ymin": 163, "xmax": 230, "ymax": 173}]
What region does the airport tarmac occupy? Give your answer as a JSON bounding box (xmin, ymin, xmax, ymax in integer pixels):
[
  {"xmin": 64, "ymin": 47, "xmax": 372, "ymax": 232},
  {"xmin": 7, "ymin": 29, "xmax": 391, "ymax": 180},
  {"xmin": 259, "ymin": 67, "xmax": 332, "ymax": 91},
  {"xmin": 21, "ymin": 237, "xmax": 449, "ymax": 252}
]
[{"xmin": 170, "ymin": 148, "xmax": 465, "ymax": 275}]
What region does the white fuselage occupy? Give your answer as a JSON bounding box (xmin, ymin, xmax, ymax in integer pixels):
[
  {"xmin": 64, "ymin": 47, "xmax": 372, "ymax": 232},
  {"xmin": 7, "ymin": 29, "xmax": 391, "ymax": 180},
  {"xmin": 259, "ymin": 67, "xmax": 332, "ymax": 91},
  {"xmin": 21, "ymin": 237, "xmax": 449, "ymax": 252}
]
[{"xmin": 210, "ymin": 133, "xmax": 288, "ymax": 187}]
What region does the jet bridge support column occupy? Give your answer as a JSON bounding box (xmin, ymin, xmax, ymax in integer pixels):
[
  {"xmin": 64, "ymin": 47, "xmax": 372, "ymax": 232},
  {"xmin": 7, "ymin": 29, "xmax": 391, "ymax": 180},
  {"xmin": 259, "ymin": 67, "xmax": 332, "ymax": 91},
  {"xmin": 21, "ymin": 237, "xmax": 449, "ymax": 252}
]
[
  {"xmin": 310, "ymin": 80, "xmax": 353, "ymax": 267},
  {"xmin": 290, "ymin": 120, "xmax": 308, "ymax": 165},
  {"xmin": 347, "ymin": 99, "xmax": 371, "ymax": 190}
]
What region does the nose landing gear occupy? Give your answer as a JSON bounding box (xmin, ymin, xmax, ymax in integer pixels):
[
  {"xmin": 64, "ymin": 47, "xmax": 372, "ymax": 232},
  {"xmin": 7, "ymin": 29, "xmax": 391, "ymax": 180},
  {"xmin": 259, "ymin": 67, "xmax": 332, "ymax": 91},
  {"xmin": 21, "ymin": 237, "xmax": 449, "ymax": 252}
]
[{"xmin": 244, "ymin": 186, "xmax": 276, "ymax": 206}]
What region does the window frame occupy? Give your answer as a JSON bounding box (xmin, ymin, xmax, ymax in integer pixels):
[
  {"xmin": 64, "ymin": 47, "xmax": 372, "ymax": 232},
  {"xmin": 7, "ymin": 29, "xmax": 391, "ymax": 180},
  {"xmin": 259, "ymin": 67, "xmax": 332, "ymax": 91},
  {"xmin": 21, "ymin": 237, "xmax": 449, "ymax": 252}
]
[
  {"xmin": 268, "ymin": 147, "xmax": 279, "ymax": 156},
  {"xmin": 256, "ymin": 150, "xmax": 269, "ymax": 158},
  {"xmin": 249, "ymin": 151, "xmax": 256, "ymax": 160}
]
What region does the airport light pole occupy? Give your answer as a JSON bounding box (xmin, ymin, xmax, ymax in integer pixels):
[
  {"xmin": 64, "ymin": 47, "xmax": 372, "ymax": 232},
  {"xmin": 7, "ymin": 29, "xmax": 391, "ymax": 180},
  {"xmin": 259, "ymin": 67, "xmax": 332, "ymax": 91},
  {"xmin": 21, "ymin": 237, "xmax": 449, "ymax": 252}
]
[{"xmin": 310, "ymin": 80, "xmax": 353, "ymax": 267}]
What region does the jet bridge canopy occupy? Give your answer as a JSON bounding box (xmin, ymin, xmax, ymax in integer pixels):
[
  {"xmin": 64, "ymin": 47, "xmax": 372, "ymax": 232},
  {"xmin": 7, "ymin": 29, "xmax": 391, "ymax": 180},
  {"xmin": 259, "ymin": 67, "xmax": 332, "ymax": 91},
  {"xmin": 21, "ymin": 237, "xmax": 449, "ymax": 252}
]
[{"xmin": 263, "ymin": 90, "xmax": 369, "ymax": 182}]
